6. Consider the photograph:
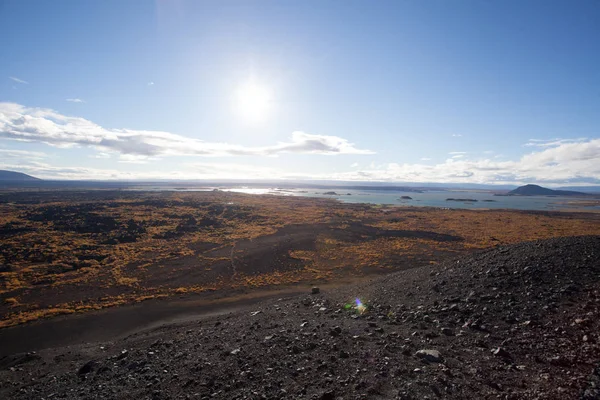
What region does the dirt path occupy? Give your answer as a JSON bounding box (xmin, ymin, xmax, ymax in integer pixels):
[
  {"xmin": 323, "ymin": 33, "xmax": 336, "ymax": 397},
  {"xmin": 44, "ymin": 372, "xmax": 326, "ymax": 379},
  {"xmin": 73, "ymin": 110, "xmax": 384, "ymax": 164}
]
[
  {"xmin": 0, "ymin": 276, "xmax": 374, "ymax": 357},
  {"xmin": 0, "ymin": 286, "xmax": 313, "ymax": 356}
]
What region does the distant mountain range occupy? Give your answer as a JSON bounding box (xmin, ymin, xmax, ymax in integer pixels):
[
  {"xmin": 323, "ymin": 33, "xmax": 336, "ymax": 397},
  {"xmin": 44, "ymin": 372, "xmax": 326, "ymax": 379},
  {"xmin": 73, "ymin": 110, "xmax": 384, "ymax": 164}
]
[
  {"xmin": 0, "ymin": 170, "xmax": 40, "ymax": 181},
  {"xmin": 505, "ymin": 184, "xmax": 587, "ymax": 197}
]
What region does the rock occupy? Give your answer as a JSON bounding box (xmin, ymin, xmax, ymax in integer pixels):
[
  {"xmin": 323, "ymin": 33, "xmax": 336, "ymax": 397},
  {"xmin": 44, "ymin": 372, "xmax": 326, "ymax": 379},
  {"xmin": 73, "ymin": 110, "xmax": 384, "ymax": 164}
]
[
  {"xmin": 312, "ymin": 287, "xmax": 320, "ymax": 294},
  {"xmin": 415, "ymin": 349, "xmax": 443, "ymax": 363},
  {"xmin": 77, "ymin": 360, "xmax": 98, "ymax": 376},
  {"xmin": 492, "ymin": 347, "xmax": 512, "ymax": 359},
  {"xmin": 320, "ymin": 391, "xmax": 335, "ymax": 400},
  {"xmin": 441, "ymin": 327, "xmax": 454, "ymax": 336},
  {"xmin": 230, "ymin": 348, "xmax": 241, "ymax": 355},
  {"xmin": 116, "ymin": 350, "xmax": 129, "ymax": 360},
  {"xmin": 330, "ymin": 326, "xmax": 342, "ymax": 337}
]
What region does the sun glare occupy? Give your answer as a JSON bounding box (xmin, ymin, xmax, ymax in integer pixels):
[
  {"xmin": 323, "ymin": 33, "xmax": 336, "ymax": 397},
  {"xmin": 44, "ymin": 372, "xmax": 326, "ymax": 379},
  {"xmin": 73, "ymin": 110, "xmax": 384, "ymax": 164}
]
[{"xmin": 234, "ymin": 81, "xmax": 272, "ymax": 123}]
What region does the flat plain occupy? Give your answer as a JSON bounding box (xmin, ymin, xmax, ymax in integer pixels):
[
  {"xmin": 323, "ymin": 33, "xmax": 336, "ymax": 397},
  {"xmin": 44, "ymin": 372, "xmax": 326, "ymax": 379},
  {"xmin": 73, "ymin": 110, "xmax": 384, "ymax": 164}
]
[{"xmin": 1, "ymin": 190, "xmax": 599, "ymax": 329}]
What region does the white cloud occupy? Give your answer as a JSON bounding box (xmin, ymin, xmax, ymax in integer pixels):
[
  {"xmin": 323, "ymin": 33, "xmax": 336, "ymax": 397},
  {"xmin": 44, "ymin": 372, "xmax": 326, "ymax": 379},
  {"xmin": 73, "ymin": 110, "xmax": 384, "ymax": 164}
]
[
  {"xmin": 3, "ymin": 138, "xmax": 599, "ymax": 184},
  {"xmin": 525, "ymin": 137, "xmax": 588, "ymax": 147},
  {"xmin": 0, "ymin": 102, "xmax": 374, "ymax": 157},
  {"xmin": 0, "ymin": 160, "xmax": 283, "ymax": 181},
  {"xmin": 148, "ymin": 82, "xmax": 154, "ymax": 86},
  {"xmin": 9, "ymin": 76, "xmax": 28, "ymax": 84},
  {"xmin": 66, "ymin": 98, "xmax": 85, "ymax": 103},
  {"xmin": 0, "ymin": 148, "xmax": 47, "ymax": 160},
  {"xmin": 324, "ymin": 139, "xmax": 600, "ymax": 185},
  {"xmin": 2, "ymin": 103, "xmax": 598, "ymax": 185},
  {"xmin": 184, "ymin": 162, "xmax": 282, "ymax": 180},
  {"xmin": 89, "ymin": 152, "xmax": 111, "ymax": 159},
  {"xmin": 118, "ymin": 154, "xmax": 161, "ymax": 164},
  {"xmin": 451, "ymin": 134, "xmax": 462, "ymax": 137}
]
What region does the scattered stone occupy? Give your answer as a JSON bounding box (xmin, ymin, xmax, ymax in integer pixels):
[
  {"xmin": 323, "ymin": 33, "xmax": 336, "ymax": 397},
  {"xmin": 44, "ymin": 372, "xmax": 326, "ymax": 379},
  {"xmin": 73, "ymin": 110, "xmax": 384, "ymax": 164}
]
[
  {"xmin": 312, "ymin": 287, "xmax": 320, "ymax": 294},
  {"xmin": 415, "ymin": 349, "xmax": 443, "ymax": 363},
  {"xmin": 3, "ymin": 236, "xmax": 600, "ymax": 400}
]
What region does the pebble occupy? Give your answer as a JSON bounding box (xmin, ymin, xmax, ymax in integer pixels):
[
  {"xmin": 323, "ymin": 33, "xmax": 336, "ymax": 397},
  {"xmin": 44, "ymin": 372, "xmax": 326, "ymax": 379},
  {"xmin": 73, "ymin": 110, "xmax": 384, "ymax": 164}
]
[{"xmin": 415, "ymin": 349, "xmax": 443, "ymax": 363}]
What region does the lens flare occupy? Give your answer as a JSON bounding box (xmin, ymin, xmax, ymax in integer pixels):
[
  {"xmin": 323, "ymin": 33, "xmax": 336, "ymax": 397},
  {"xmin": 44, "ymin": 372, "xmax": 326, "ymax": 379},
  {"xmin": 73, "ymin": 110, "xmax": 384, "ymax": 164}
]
[{"xmin": 355, "ymin": 298, "xmax": 366, "ymax": 314}]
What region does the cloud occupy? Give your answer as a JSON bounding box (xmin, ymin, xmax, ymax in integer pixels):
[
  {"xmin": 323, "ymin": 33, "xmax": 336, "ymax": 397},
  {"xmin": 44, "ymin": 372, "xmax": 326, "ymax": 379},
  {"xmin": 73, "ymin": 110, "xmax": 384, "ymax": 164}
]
[
  {"xmin": 0, "ymin": 160, "xmax": 283, "ymax": 181},
  {"xmin": 420, "ymin": 157, "xmax": 431, "ymax": 161},
  {"xmin": 3, "ymin": 103, "xmax": 597, "ymax": 185},
  {"xmin": 118, "ymin": 154, "xmax": 161, "ymax": 164},
  {"xmin": 9, "ymin": 77, "xmax": 28, "ymax": 84},
  {"xmin": 325, "ymin": 138, "xmax": 600, "ymax": 185},
  {"xmin": 66, "ymin": 98, "xmax": 85, "ymax": 103},
  {"xmin": 3, "ymin": 138, "xmax": 600, "ymax": 184},
  {"xmin": 451, "ymin": 134, "xmax": 462, "ymax": 137},
  {"xmin": 89, "ymin": 152, "xmax": 111, "ymax": 159},
  {"xmin": 0, "ymin": 148, "xmax": 47, "ymax": 160},
  {"xmin": 525, "ymin": 138, "xmax": 588, "ymax": 147},
  {"xmin": 0, "ymin": 102, "xmax": 374, "ymax": 157},
  {"xmin": 184, "ymin": 162, "xmax": 282, "ymax": 180},
  {"xmin": 148, "ymin": 82, "xmax": 154, "ymax": 86}
]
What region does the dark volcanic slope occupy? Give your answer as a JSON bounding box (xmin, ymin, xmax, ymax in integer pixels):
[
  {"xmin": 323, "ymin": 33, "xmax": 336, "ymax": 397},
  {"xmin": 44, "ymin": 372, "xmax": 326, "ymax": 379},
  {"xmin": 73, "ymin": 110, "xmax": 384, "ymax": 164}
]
[{"xmin": 1, "ymin": 236, "xmax": 599, "ymax": 400}]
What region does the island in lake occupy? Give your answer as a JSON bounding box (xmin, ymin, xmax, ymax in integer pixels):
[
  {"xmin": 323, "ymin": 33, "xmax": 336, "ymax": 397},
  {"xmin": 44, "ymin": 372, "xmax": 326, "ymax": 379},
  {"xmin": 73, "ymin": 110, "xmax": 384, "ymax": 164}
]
[
  {"xmin": 497, "ymin": 184, "xmax": 588, "ymax": 197},
  {"xmin": 446, "ymin": 198, "xmax": 478, "ymax": 202}
]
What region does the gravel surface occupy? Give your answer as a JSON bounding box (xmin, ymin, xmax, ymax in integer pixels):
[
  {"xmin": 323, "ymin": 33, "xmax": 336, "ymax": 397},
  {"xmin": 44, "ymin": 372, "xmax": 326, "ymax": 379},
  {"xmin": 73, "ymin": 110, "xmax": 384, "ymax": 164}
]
[{"xmin": 1, "ymin": 236, "xmax": 599, "ymax": 399}]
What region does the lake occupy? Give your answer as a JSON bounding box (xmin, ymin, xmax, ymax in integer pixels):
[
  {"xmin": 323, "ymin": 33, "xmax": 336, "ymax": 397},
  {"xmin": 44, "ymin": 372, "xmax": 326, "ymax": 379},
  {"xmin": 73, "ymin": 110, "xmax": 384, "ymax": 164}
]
[{"xmin": 222, "ymin": 187, "xmax": 600, "ymax": 211}]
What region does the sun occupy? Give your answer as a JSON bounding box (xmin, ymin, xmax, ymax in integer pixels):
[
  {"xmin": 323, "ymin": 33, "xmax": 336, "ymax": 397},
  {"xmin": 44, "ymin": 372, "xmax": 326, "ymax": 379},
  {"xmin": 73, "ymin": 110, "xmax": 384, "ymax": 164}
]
[{"xmin": 234, "ymin": 81, "xmax": 272, "ymax": 123}]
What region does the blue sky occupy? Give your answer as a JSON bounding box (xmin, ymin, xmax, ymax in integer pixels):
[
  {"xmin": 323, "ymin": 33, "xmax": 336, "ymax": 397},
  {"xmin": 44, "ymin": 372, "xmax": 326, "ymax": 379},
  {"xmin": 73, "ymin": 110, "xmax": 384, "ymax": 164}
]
[{"xmin": 1, "ymin": 0, "xmax": 599, "ymax": 184}]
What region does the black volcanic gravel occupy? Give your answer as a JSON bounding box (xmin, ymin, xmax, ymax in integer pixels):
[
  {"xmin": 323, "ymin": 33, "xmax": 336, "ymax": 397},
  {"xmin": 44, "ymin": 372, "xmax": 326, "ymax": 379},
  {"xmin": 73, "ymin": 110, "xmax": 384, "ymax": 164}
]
[{"xmin": 1, "ymin": 236, "xmax": 599, "ymax": 399}]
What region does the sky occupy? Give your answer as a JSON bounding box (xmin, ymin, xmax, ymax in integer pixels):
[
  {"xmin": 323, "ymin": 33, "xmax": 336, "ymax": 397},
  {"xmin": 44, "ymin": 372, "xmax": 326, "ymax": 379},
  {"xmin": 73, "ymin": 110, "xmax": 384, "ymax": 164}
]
[{"xmin": 0, "ymin": 0, "xmax": 599, "ymax": 185}]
